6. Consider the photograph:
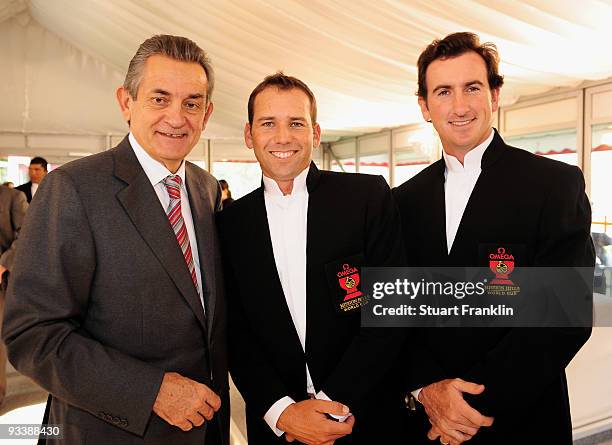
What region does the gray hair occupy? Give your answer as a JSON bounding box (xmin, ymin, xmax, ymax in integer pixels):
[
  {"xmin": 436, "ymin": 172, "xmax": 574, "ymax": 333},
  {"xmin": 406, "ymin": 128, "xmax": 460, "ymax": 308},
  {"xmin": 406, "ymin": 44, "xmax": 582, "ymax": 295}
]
[{"xmin": 124, "ymin": 34, "xmax": 215, "ymax": 102}]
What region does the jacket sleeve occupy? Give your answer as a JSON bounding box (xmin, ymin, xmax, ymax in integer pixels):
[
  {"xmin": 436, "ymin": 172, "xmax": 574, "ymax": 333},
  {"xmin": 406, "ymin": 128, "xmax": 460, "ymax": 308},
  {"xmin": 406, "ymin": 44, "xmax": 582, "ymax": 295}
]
[
  {"xmin": 462, "ymin": 165, "xmax": 594, "ymax": 417},
  {"xmin": 0, "ymin": 189, "xmax": 28, "ymax": 270},
  {"xmin": 2, "ymin": 171, "xmax": 164, "ymax": 436}
]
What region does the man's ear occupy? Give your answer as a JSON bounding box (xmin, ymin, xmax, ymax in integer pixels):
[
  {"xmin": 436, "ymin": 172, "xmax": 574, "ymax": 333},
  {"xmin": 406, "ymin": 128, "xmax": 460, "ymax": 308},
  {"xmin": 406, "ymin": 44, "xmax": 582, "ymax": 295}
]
[
  {"xmin": 116, "ymin": 86, "xmax": 133, "ymax": 124},
  {"xmin": 418, "ymin": 96, "xmax": 431, "ymax": 123},
  {"xmin": 244, "ymin": 122, "xmax": 254, "ymax": 150},
  {"xmin": 490, "ymin": 88, "xmax": 500, "ymax": 113},
  {"xmin": 201, "ymin": 101, "xmax": 214, "ymax": 131},
  {"xmin": 312, "ymin": 123, "xmax": 321, "ymax": 148}
]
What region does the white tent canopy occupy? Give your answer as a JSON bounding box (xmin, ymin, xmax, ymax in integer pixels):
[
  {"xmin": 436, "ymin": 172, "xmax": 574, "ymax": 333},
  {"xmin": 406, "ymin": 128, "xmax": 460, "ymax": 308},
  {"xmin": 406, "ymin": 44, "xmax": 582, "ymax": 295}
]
[{"xmin": 2, "ymin": 0, "xmax": 612, "ymax": 144}]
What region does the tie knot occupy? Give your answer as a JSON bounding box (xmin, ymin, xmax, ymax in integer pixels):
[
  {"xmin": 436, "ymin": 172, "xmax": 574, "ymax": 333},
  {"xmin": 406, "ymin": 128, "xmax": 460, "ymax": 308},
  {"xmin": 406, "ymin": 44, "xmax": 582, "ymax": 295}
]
[
  {"xmin": 164, "ymin": 174, "xmax": 182, "ymax": 186},
  {"xmin": 163, "ymin": 175, "xmax": 182, "ymax": 199}
]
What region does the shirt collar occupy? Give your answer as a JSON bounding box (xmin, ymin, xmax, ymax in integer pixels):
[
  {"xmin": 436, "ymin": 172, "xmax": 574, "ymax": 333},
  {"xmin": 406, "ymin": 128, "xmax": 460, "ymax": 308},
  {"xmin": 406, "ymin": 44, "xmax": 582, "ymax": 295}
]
[
  {"xmin": 263, "ymin": 165, "xmax": 309, "ymax": 198},
  {"xmin": 443, "ymin": 129, "xmax": 494, "ymax": 173},
  {"xmin": 129, "ymin": 132, "xmax": 186, "ymax": 187}
]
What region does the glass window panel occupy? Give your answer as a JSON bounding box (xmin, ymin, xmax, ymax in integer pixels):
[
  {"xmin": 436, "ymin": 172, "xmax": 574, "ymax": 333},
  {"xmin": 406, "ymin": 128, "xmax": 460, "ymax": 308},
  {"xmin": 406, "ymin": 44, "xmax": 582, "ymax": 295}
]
[
  {"xmin": 505, "ymin": 129, "xmax": 577, "ymax": 166},
  {"xmin": 0, "ymin": 159, "xmax": 9, "ymax": 184},
  {"xmin": 590, "ymin": 123, "xmax": 612, "ymax": 295},
  {"xmin": 190, "ymin": 160, "xmax": 207, "ymax": 170},
  {"xmin": 359, "ymin": 152, "xmax": 389, "ymax": 183},
  {"xmin": 393, "ymin": 126, "xmax": 437, "ymax": 186},
  {"xmin": 213, "ymin": 161, "xmax": 261, "ymax": 200},
  {"xmin": 394, "ymin": 155, "xmax": 430, "ymax": 186},
  {"xmin": 329, "ymin": 140, "xmax": 356, "ymax": 173},
  {"xmin": 312, "ymin": 145, "xmax": 323, "ymax": 169},
  {"xmin": 331, "ymin": 159, "xmax": 356, "ymax": 173}
]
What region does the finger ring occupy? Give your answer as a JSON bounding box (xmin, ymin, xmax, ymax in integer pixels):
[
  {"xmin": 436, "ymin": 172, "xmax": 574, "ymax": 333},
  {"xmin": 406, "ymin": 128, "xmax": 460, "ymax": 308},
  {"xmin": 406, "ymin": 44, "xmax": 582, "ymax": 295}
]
[{"xmin": 440, "ymin": 440, "xmax": 449, "ymax": 445}]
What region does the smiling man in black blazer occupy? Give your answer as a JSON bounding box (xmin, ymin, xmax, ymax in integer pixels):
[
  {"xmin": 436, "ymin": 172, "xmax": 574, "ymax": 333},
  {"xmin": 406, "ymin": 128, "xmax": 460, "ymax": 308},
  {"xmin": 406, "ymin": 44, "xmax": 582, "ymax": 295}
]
[
  {"xmin": 218, "ymin": 73, "xmax": 406, "ymax": 444},
  {"xmin": 393, "ymin": 32, "xmax": 595, "ymax": 445}
]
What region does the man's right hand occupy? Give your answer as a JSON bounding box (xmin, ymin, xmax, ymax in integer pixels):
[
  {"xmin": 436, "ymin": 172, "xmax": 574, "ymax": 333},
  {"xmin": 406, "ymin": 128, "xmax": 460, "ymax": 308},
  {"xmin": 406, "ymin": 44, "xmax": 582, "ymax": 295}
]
[
  {"xmin": 277, "ymin": 399, "xmax": 354, "ymax": 445},
  {"xmin": 153, "ymin": 372, "xmax": 221, "ymax": 431},
  {"xmin": 419, "ymin": 378, "xmax": 494, "ymax": 443}
]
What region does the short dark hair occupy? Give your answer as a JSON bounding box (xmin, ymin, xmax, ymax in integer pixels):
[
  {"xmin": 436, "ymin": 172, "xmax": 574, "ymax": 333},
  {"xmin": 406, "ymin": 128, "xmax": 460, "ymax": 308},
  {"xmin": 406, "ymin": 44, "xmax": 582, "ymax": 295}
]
[
  {"xmin": 417, "ymin": 32, "xmax": 504, "ymax": 99},
  {"xmin": 247, "ymin": 72, "xmax": 317, "ymax": 126},
  {"xmin": 124, "ymin": 34, "xmax": 214, "ymax": 102},
  {"xmin": 30, "ymin": 157, "xmax": 48, "ymax": 171}
]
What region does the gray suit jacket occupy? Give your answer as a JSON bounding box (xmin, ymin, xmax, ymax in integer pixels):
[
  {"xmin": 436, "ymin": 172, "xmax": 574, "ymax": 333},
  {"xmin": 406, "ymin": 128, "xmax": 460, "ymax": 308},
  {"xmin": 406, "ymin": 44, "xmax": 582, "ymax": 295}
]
[
  {"xmin": 2, "ymin": 137, "xmax": 228, "ymax": 445},
  {"xmin": 0, "ymin": 186, "xmax": 28, "ymax": 272}
]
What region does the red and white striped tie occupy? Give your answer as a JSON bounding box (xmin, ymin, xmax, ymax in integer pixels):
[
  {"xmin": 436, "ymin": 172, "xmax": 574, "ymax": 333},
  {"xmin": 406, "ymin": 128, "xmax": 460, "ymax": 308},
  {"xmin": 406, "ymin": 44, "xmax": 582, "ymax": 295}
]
[{"xmin": 163, "ymin": 175, "xmax": 199, "ymax": 294}]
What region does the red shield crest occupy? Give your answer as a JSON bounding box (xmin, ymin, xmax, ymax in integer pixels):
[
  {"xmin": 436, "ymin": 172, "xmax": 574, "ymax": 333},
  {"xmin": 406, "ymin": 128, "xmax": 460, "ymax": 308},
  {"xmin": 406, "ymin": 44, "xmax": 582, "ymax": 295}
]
[{"xmin": 338, "ymin": 265, "xmax": 363, "ymax": 301}]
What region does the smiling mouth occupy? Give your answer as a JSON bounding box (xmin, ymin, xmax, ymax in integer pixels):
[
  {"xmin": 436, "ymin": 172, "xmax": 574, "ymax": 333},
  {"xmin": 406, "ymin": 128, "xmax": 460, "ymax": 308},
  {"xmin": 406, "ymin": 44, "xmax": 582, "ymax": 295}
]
[
  {"xmin": 270, "ymin": 150, "xmax": 297, "ymax": 159},
  {"xmin": 449, "ymin": 118, "xmax": 476, "ymax": 127},
  {"xmin": 157, "ymin": 131, "xmax": 187, "ymax": 138}
]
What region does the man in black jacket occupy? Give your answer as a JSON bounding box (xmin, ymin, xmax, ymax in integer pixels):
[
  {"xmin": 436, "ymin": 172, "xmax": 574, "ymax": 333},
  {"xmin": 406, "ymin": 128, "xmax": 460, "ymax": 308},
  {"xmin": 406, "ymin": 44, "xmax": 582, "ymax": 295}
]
[
  {"xmin": 16, "ymin": 157, "xmax": 48, "ymax": 203},
  {"xmin": 393, "ymin": 32, "xmax": 594, "ymax": 445},
  {"xmin": 218, "ymin": 73, "xmax": 406, "ymax": 444}
]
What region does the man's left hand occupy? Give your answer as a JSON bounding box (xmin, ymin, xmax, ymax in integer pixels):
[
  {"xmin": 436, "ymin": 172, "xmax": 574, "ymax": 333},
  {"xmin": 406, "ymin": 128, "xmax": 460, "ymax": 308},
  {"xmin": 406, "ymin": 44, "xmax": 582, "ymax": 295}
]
[
  {"xmin": 419, "ymin": 378, "xmax": 494, "ymax": 443},
  {"xmin": 427, "ymin": 424, "xmax": 461, "ymax": 445}
]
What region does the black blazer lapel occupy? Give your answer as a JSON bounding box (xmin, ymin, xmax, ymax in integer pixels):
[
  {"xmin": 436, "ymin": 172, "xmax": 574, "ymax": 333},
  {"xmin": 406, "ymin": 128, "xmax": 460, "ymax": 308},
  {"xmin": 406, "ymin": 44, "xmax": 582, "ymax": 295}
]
[
  {"xmin": 449, "ymin": 130, "xmax": 507, "ymax": 264},
  {"xmin": 247, "ymin": 188, "xmax": 306, "ymax": 366},
  {"xmin": 185, "ymin": 164, "xmax": 216, "ymax": 338},
  {"xmin": 112, "ymin": 139, "xmax": 207, "ymax": 332},
  {"xmin": 427, "ymin": 159, "xmax": 449, "ymax": 265}
]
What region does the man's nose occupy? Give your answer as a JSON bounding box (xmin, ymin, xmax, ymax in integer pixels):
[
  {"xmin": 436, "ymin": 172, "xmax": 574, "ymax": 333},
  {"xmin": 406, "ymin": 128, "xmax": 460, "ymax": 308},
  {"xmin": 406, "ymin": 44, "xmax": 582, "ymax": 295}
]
[
  {"xmin": 452, "ymin": 92, "xmax": 470, "ymax": 116},
  {"xmin": 165, "ymin": 102, "xmax": 187, "ymax": 127},
  {"xmin": 273, "ymin": 125, "xmax": 291, "ymax": 144}
]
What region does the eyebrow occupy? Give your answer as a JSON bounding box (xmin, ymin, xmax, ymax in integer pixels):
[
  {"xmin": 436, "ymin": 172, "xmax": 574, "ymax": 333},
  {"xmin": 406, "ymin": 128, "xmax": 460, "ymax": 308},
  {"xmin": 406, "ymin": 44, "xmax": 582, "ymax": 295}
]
[
  {"xmin": 431, "ymin": 80, "xmax": 485, "ymax": 94},
  {"xmin": 151, "ymin": 90, "xmax": 205, "ymax": 100},
  {"xmin": 256, "ymin": 116, "xmax": 308, "ymax": 123}
]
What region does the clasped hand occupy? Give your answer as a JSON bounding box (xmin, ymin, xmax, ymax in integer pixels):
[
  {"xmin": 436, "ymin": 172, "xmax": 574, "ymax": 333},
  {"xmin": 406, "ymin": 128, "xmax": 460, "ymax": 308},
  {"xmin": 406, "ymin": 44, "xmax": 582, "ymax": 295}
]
[
  {"xmin": 278, "ymin": 399, "xmax": 355, "ymax": 445},
  {"xmin": 420, "ymin": 378, "xmax": 494, "ymax": 445}
]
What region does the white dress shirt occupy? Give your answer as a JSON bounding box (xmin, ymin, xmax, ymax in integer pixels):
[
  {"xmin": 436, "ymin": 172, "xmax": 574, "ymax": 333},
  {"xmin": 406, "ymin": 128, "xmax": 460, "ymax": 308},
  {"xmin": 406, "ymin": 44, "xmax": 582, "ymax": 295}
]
[
  {"xmin": 261, "ymin": 167, "xmax": 340, "ymax": 436},
  {"xmin": 129, "ymin": 133, "xmax": 205, "ymax": 310},
  {"xmin": 443, "ymin": 129, "xmax": 493, "ymax": 253},
  {"xmin": 31, "ymin": 182, "xmax": 39, "ymax": 197},
  {"xmin": 412, "ymin": 129, "xmax": 493, "ymax": 402}
]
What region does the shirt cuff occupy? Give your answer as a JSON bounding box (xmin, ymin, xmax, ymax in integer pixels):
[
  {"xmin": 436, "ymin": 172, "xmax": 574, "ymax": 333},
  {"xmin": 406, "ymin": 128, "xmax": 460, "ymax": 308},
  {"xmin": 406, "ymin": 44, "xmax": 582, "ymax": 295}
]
[
  {"xmin": 264, "ymin": 396, "xmax": 295, "ymax": 437},
  {"xmin": 412, "ymin": 387, "xmax": 423, "ymax": 404},
  {"xmin": 316, "ymin": 390, "xmax": 351, "ymax": 422}
]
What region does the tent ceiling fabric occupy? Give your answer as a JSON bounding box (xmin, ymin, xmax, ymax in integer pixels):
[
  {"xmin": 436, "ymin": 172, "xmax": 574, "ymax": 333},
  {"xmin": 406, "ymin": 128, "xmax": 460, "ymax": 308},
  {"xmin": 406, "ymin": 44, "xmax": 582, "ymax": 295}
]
[{"xmin": 2, "ymin": 0, "xmax": 612, "ymax": 141}]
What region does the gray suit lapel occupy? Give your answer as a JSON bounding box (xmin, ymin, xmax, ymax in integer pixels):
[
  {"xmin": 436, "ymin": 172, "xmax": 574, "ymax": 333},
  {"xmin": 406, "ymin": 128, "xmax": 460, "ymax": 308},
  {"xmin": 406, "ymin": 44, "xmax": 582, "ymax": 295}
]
[
  {"xmin": 112, "ymin": 139, "xmax": 208, "ymax": 332},
  {"xmin": 185, "ymin": 164, "xmax": 217, "ymax": 340}
]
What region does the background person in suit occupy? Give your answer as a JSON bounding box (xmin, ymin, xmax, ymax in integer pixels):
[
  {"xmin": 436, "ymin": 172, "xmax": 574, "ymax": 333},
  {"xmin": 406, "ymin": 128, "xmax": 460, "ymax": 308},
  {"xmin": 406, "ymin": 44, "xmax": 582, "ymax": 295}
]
[
  {"xmin": 0, "ymin": 184, "xmax": 27, "ymax": 406},
  {"xmin": 393, "ymin": 32, "xmax": 594, "ymax": 445},
  {"xmin": 2, "ymin": 35, "xmax": 228, "ymax": 444},
  {"xmin": 218, "ymin": 73, "xmax": 406, "ymax": 444},
  {"xmin": 16, "ymin": 156, "xmax": 48, "ymax": 203}
]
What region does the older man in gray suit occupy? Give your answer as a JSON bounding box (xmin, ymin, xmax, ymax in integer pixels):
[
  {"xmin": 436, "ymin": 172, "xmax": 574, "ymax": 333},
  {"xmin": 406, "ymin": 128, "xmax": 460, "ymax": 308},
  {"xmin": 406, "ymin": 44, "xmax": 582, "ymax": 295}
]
[
  {"xmin": 2, "ymin": 35, "xmax": 228, "ymax": 444},
  {"xmin": 0, "ymin": 184, "xmax": 27, "ymax": 406}
]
